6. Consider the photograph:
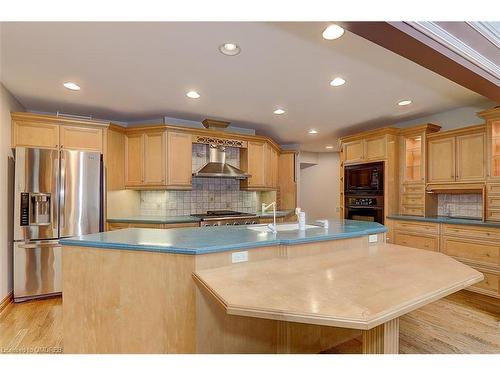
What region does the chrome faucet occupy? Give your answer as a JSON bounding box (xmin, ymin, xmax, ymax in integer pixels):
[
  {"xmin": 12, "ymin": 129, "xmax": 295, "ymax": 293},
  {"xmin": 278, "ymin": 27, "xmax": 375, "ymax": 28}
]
[{"xmin": 262, "ymin": 202, "xmax": 277, "ymax": 234}]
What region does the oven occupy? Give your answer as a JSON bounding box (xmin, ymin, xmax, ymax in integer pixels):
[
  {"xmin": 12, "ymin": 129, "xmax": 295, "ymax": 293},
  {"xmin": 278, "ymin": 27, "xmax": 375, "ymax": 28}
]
[
  {"xmin": 345, "ymin": 195, "xmax": 384, "ymax": 224},
  {"xmin": 345, "ymin": 162, "xmax": 384, "ymax": 195}
]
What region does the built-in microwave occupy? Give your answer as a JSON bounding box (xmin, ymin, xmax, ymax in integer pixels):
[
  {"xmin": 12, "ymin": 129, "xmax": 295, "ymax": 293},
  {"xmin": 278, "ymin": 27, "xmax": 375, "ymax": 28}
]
[{"xmin": 344, "ymin": 162, "xmax": 384, "ymax": 194}]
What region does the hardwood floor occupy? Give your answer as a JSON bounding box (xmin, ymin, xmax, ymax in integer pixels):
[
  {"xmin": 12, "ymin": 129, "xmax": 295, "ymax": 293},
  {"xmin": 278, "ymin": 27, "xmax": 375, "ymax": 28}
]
[
  {"xmin": 0, "ymin": 290, "xmax": 498, "ymax": 354},
  {"xmin": 0, "ymin": 297, "xmax": 62, "ymax": 354}
]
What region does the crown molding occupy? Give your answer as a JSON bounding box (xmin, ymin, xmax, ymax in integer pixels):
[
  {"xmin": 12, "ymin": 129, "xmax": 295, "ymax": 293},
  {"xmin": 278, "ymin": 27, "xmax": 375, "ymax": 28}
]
[{"xmin": 466, "ymin": 21, "xmax": 500, "ymax": 49}]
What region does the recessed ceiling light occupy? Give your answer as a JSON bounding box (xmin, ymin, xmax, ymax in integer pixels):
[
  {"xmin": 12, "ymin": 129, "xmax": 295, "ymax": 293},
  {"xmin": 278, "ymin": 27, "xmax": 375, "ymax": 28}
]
[
  {"xmin": 219, "ymin": 43, "xmax": 241, "ymax": 56},
  {"xmin": 322, "ymin": 24, "xmax": 345, "ymax": 40},
  {"xmin": 398, "ymin": 99, "xmax": 412, "ymax": 106},
  {"xmin": 186, "ymin": 91, "xmax": 201, "ymax": 99},
  {"xmin": 325, "ymin": 145, "xmax": 334, "ymax": 149},
  {"xmin": 309, "ymin": 129, "xmax": 318, "ymax": 134},
  {"xmin": 63, "ymin": 82, "xmax": 80, "ymax": 91},
  {"xmin": 273, "ymin": 108, "xmax": 285, "ymax": 115},
  {"xmin": 330, "ymin": 77, "xmax": 346, "ymax": 87}
]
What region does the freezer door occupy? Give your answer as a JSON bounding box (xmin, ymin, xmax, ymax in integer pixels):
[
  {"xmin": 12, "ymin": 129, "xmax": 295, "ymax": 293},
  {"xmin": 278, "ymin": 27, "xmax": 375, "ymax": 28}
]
[
  {"xmin": 13, "ymin": 147, "xmax": 59, "ymax": 241},
  {"xmin": 14, "ymin": 240, "xmax": 61, "ymax": 302},
  {"xmin": 59, "ymin": 149, "xmax": 101, "ymax": 238}
]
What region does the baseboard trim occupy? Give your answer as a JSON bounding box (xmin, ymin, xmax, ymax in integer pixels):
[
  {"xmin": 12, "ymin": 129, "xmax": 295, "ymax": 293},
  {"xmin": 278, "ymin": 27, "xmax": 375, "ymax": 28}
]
[{"xmin": 0, "ymin": 292, "xmax": 14, "ymax": 313}]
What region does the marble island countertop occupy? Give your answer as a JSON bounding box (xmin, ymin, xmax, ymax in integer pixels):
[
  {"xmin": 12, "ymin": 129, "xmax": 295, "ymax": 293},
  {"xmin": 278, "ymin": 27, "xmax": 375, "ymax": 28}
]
[
  {"xmin": 106, "ymin": 210, "xmax": 295, "ymax": 224},
  {"xmin": 60, "ymin": 218, "xmax": 386, "ymax": 255},
  {"xmin": 387, "ymin": 215, "xmax": 500, "ymax": 228}
]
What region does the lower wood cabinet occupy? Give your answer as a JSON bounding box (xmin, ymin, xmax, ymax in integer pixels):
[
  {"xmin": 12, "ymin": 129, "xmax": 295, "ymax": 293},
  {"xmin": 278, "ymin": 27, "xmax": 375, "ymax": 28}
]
[
  {"xmin": 394, "ymin": 231, "xmax": 439, "ymax": 252},
  {"xmin": 466, "ymin": 266, "xmax": 500, "ymax": 298},
  {"xmin": 390, "ymin": 219, "xmax": 500, "ymax": 299}
]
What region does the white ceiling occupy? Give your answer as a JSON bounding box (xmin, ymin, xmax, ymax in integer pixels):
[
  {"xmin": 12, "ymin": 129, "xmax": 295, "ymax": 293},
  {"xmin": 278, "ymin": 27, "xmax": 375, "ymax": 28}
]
[{"xmin": 0, "ymin": 22, "xmax": 491, "ymax": 151}]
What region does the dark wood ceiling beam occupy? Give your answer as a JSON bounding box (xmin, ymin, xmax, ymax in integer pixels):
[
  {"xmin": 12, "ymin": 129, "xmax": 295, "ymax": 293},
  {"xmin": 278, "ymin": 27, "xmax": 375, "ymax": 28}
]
[{"xmin": 340, "ymin": 22, "xmax": 500, "ymax": 103}]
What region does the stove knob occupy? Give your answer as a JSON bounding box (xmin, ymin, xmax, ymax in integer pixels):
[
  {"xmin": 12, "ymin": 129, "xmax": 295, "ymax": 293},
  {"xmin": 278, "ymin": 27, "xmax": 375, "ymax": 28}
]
[
  {"xmin": 245, "ymin": 221, "xmax": 251, "ymax": 225},
  {"xmin": 233, "ymin": 222, "xmax": 239, "ymax": 225},
  {"xmin": 252, "ymin": 221, "xmax": 257, "ymax": 224},
  {"xmin": 225, "ymin": 223, "xmax": 231, "ymax": 226}
]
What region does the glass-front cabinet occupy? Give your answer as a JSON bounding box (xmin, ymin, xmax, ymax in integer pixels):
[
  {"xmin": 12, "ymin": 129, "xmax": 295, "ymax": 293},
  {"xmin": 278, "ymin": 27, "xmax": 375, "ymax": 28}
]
[
  {"xmin": 404, "ymin": 135, "xmax": 423, "ymax": 183},
  {"xmin": 491, "ymin": 119, "xmax": 500, "ymax": 178},
  {"xmin": 479, "ymin": 107, "xmax": 500, "ymax": 179}
]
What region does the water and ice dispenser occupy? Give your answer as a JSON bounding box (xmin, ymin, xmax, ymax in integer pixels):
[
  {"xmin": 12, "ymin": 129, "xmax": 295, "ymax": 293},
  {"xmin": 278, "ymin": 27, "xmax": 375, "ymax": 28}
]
[{"xmin": 20, "ymin": 192, "xmax": 51, "ymax": 226}]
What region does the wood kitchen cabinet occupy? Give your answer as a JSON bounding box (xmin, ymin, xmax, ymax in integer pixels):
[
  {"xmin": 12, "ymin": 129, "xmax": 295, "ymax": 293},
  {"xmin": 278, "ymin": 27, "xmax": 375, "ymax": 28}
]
[
  {"xmin": 478, "ymin": 107, "xmax": 500, "ymax": 180},
  {"xmin": 240, "ymin": 141, "xmax": 266, "ymax": 189},
  {"xmin": 342, "ymin": 136, "xmax": 388, "ymax": 164},
  {"xmin": 60, "ymin": 125, "xmax": 103, "ymax": 151},
  {"xmin": 277, "ymin": 151, "xmax": 297, "ymax": 209},
  {"xmin": 264, "ymin": 143, "xmax": 279, "ymax": 189},
  {"xmin": 11, "ymin": 112, "xmax": 107, "ymax": 151},
  {"xmin": 125, "ymin": 132, "xmax": 146, "ymax": 186},
  {"xmin": 12, "ymin": 118, "xmax": 60, "ymax": 149},
  {"xmin": 166, "ymin": 131, "xmax": 192, "ymax": 189},
  {"xmin": 427, "ymin": 125, "xmax": 486, "ymax": 184},
  {"xmin": 125, "ymin": 129, "xmax": 192, "ymax": 189}
]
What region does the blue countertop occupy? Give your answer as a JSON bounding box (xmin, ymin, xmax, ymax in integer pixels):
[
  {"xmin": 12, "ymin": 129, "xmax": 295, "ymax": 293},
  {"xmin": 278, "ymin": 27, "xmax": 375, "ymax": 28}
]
[
  {"xmin": 106, "ymin": 210, "xmax": 294, "ymax": 224},
  {"xmin": 60, "ymin": 218, "xmax": 386, "ymax": 255},
  {"xmin": 387, "ymin": 215, "xmax": 500, "ymax": 228}
]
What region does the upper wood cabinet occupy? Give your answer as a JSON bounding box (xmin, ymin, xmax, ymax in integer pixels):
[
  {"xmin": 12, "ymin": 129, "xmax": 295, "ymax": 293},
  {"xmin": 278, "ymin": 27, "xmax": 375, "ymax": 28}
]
[
  {"xmin": 240, "ymin": 141, "xmax": 266, "ymax": 189},
  {"xmin": 125, "ymin": 132, "xmax": 147, "ymax": 186},
  {"xmin": 125, "ymin": 129, "xmax": 192, "ymax": 189},
  {"xmin": 456, "ymin": 133, "xmax": 486, "ymax": 182},
  {"xmin": 427, "ymin": 126, "xmax": 486, "ymax": 184},
  {"xmin": 265, "ymin": 143, "xmax": 279, "ymax": 189},
  {"xmin": 343, "ymin": 140, "xmax": 364, "ymax": 163},
  {"xmin": 341, "ymin": 132, "xmax": 395, "ymax": 165},
  {"xmin": 12, "ymin": 119, "xmax": 60, "ymax": 149},
  {"xmin": 277, "ymin": 152, "xmax": 297, "ymax": 209},
  {"xmin": 166, "ymin": 131, "xmax": 192, "ymax": 189},
  {"xmin": 12, "ymin": 112, "xmax": 107, "ymax": 151},
  {"xmin": 144, "ymin": 131, "xmax": 166, "ymax": 185},
  {"xmin": 427, "ymin": 136, "xmax": 456, "ymax": 183},
  {"xmin": 60, "ymin": 125, "xmax": 103, "ymax": 151}
]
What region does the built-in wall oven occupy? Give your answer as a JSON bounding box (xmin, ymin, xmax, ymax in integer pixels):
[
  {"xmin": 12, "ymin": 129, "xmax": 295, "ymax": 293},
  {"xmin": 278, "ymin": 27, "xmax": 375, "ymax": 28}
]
[{"xmin": 344, "ymin": 162, "xmax": 384, "ymax": 224}]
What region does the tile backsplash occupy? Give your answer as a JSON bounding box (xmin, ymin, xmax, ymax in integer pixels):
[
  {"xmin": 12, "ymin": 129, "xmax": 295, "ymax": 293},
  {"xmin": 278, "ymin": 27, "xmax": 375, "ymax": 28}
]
[
  {"xmin": 437, "ymin": 194, "xmax": 483, "ymax": 218},
  {"xmin": 140, "ymin": 144, "xmax": 258, "ymax": 216}
]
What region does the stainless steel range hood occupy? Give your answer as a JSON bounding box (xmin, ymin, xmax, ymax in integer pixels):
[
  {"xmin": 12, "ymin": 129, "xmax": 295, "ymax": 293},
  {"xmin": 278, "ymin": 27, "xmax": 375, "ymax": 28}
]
[{"xmin": 192, "ymin": 145, "xmax": 251, "ymax": 179}]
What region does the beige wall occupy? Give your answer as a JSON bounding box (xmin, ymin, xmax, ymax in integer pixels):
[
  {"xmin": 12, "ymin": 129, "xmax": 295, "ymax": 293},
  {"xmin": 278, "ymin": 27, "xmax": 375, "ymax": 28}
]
[
  {"xmin": 298, "ymin": 152, "xmax": 340, "ymax": 221},
  {"xmin": 0, "ymin": 83, "xmax": 24, "ymax": 301}
]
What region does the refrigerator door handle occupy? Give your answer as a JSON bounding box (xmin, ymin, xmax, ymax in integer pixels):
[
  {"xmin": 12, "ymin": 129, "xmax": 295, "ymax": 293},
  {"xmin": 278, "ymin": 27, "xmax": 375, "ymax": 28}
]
[{"xmin": 60, "ymin": 156, "xmax": 66, "ymax": 231}]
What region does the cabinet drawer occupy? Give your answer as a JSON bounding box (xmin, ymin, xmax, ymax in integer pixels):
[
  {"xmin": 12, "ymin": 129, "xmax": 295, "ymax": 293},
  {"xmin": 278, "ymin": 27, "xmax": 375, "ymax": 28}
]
[
  {"xmin": 401, "ymin": 206, "xmax": 425, "ymax": 217},
  {"xmin": 486, "ymin": 209, "xmax": 500, "ymax": 222},
  {"xmin": 401, "ymin": 194, "xmax": 424, "ymax": 206},
  {"xmin": 467, "ymin": 268, "xmax": 500, "ymax": 298},
  {"xmin": 402, "ymin": 184, "xmax": 425, "ymax": 194},
  {"xmin": 394, "ymin": 220, "xmax": 439, "ymax": 235},
  {"xmin": 487, "ymin": 196, "xmax": 500, "ymax": 208},
  {"xmin": 163, "ymin": 222, "xmax": 199, "ymax": 229},
  {"xmin": 442, "ymin": 224, "xmax": 500, "ymax": 241},
  {"xmin": 107, "ymin": 222, "xmax": 130, "ymax": 231},
  {"xmin": 394, "ymin": 231, "xmax": 439, "ymax": 251},
  {"xmin": 441, "ymin": 237, "xmax": 500, "ymax": 267},
  {"xmin": 129, "ymin": 223, "xmax": 163, "ymax": 229},
  {"xmin": 486, "ymin": 183, "xmax": 500, "ymax": 195}
]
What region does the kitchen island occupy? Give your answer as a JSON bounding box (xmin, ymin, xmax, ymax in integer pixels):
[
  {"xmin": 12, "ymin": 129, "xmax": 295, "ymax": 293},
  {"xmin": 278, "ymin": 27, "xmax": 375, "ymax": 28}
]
[{"xmin": 59, "ymin": 219, "xmax": 482, "ymax": 354}]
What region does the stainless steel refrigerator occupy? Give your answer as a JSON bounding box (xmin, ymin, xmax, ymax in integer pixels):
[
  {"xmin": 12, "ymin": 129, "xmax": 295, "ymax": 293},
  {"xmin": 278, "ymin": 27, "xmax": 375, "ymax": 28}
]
[{"xmin": 13, "ymin": 147, "xmax": 103, "ymax": 302}]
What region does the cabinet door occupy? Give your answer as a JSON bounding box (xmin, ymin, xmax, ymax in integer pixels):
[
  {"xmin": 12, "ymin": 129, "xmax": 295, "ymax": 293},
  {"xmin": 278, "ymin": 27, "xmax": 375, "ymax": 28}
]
[
  {"xmin": 60, "ymin": 125, "xmax": 103, "ymax": 151},
  {"xmin": 244, "ymin": 141, "xmax": 266, "ymax": 187},
  {"xmin": 125, "ymin": 133, "xmax": 144, "ymax": 186},
  {"xmin": 278, "ymin": 153, "xmax": 296, "ymax": 209},
  {"xmin": 144, "ymin": 131, "xmax": 166, "ymax": 185},
  {"xmin": 12, "ymin": 120, "xmax": 59, "ymax": 149},
  {"xmin": 490, "ymin": 120, "xmax": 500, "ymax": 179},
  {"xmin": 427, "ymin": 137, "xmax": 455, "ymax": 183},
  {"xmin": 403, "ymin": 135, "xmax": 423, "ymax": 183},
  {"xmin": 343, "ymin": 140, "xmax": 364, "ymax": 163},
  {"xmin": 365, "ymin": 136, "xmax": 386, "ymax": 161},
  {"xmin": 264, "ymin": 144, "xmax": 279, "ymax": 189},
  {"xmin": 166, "ymin": 132, "xmax": 192, "ymax": 188},
  {"xmin": 456, "ymin": 132, "xmax": 486, "ymax": 182}
]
